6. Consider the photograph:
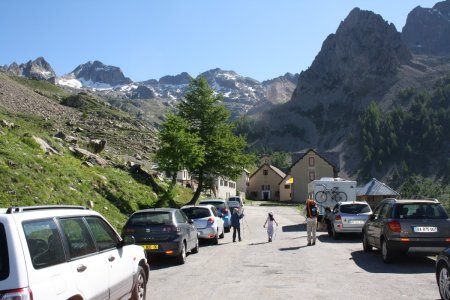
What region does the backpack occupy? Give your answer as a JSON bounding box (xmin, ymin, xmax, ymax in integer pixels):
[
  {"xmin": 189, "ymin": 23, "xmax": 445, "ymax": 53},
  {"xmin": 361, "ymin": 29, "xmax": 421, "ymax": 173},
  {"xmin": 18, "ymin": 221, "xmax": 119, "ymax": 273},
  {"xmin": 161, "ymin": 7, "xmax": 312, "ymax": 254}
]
[{"xmin": 308, "ymin": 202, "xmax": 318, "ymax": 218}]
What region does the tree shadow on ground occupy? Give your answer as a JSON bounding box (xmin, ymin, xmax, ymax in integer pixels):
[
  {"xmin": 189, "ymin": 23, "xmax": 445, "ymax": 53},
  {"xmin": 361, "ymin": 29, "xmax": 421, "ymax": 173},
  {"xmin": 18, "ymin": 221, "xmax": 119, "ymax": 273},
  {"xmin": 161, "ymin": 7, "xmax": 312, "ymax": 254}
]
[{"xmin": 317, "ymin": 233, "xmax": 362, "ymax": 244}]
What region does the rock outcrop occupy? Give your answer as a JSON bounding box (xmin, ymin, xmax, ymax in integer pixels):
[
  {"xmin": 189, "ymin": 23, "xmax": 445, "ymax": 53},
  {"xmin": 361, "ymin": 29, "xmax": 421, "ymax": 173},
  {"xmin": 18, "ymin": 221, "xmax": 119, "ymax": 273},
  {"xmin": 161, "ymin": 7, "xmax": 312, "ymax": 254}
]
[
  {"xmin": 402, "ymin": 0, "xmax": 450, "ymax": 55},
  {"xmin": 290, "ymin": 8, "xmax": 412, "ymax": 110},
  {"xmin": 3, "ymin": 57, "xmax": 56, "ymax": 82}
]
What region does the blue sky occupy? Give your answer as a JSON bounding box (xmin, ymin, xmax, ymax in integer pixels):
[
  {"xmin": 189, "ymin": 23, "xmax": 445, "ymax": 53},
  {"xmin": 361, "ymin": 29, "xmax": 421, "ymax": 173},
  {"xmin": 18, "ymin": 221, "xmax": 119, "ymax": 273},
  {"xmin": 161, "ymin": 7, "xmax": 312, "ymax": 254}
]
[{"xmin": 0, "ymin": 1, "xmax": 436, "ymax": 82}]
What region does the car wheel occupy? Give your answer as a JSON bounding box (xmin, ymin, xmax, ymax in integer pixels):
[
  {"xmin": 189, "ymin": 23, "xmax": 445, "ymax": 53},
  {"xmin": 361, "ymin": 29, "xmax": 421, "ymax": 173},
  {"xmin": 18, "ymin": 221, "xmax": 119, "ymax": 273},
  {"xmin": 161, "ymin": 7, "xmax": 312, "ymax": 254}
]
[
  {"xmin": 131, "ymin": 266, "xmax": 147, "ymax": 300},
  {"xmin": 362, "ymin": 232, "xmax": 372, "ymax": 252},
  {"xmin": 191, "ymin": 238, "xmax": 199, "ymax": 254},
  {"xmin": 213, "ymin": 232, "xmax": 219, "ymax": 245},
  {"xmin": 437, "ymin": 263, "xmax": 450, "ymax": 300},
  {"xmin": 332, "ymin": 226, "xmax": 340, "ymax": 240},
  {"xmin": 177, "ymin": 242, "xmax": 187, "ymax": 264},
  {"xmin": 381, "ymin": 238, "xmax": 395, "ymax": 264},
  {"xmin": 219, "ymin": 227, "xmax": 225, "ymax": 239}
]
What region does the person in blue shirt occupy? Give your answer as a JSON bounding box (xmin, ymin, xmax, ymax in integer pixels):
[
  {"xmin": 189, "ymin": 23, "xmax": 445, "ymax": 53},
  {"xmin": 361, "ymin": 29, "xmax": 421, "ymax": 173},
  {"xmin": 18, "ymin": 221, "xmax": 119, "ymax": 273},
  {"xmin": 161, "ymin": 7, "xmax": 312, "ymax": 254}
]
[{"xmin": 230, "ymin": 208, "xmax": 244, "ymax": 242}]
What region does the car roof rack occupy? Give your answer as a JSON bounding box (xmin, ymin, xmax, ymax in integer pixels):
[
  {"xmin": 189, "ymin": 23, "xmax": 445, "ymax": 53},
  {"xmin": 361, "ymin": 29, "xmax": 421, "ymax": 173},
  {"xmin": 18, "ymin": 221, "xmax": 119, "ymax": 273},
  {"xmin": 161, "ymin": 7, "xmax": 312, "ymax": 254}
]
[{"xmin": 6, "ymin": 205, "xmax": 90, "ymax": 214}]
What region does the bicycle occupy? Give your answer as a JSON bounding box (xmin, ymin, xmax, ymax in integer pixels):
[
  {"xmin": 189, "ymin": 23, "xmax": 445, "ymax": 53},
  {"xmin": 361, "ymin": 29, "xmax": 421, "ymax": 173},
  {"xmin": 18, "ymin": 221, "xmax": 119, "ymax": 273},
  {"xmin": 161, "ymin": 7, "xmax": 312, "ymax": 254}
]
[{"xmin": 314, "ymin": 184, "xmax": 347, "ymax": 204}]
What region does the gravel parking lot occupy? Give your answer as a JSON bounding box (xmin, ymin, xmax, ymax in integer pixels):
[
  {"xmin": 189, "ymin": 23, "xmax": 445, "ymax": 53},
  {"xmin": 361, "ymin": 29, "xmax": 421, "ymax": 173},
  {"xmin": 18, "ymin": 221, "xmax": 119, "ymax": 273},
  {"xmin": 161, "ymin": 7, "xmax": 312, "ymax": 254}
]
[{"xmin": 147, "ymin": 205, "xmax": 439, "ymax": 300}]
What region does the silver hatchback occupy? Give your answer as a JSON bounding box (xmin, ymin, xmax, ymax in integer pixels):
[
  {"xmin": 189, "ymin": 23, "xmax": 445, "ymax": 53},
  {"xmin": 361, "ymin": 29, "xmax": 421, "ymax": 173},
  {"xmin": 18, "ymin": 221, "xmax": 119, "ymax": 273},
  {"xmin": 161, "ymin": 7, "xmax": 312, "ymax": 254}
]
[{"xmin": 330, "ymin": 201, "xmax": 372, "ymax": 239}]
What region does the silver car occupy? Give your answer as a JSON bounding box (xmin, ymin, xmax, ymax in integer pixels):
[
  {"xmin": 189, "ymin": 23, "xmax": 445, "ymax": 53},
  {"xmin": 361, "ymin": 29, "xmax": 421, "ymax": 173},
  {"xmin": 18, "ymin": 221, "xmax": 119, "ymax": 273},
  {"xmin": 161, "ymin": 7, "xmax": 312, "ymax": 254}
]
[
  {"xmin": 330, "ymin": 201, "xmax": 372, "ymax": 239},
  {"xmin": 181, "ymin": 205, "xmax": 225, "ymax": 245}
]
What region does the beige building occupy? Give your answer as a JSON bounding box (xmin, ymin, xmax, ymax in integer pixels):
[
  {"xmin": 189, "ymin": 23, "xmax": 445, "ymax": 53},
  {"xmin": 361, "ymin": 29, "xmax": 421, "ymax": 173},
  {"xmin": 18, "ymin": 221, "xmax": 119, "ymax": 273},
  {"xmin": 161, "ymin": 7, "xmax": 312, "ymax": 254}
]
[
  {"xmin": 279, "ymin": 174, "xmax": 293, "ymax": 201},
  {"xmin": 248, "ymin": 157, "xmax": 286, "ymax": 201},
  {"xmin": 288, "ymin": 149, "xmax": 339, "ymax": 202},
  {"xmin": 236, "ymin": 169, "xmax": 250, "ymax": 199}
]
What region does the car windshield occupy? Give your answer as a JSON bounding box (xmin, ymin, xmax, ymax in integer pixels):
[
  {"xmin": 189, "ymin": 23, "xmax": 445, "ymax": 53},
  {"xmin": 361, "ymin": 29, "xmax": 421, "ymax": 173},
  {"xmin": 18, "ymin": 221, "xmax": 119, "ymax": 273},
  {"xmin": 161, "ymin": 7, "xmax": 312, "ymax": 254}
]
[
  {"xmin": 200, "ymin": 202, "xmax": 226, "ymax": 210},
  {"xmin": 182, "ymin": 207, "xmax": 211, "ymax": 219},
  {"xmin": 0, "ymin": 223, "xmax": 9, "ymax": 281},
  {"xmin": 340, "ymin": 204, "xmax": 371, "ymax": 214},
  {"xmin": 128, "ymin": 212, "xmax": 172, "ymax": 225},
  {"xmin": 394, "ymin": 203, "xmax": 448, "ymax": 219}
]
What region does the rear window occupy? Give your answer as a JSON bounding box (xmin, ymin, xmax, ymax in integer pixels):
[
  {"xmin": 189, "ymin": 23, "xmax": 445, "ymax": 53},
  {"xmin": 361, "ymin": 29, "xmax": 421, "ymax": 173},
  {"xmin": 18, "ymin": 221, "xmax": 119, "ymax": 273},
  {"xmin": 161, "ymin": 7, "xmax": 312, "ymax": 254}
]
[
  {"xmin": 181, "ymin": 207, "xmax": 211, "ymax": 219},
  {"xmin": 340, "ymin": 204, "xmax": 371, "ymax": 214},
  {"xmin": 0, "ymin": 223, "xmax": 9, "ymax": 280},
  {"xmin": 200, "ymin": 202, "xmax": 226, "ymax": 210},
  {"xmin": 128, "ymin": 212, "xmax": 172, "ymax": 225},
  {"xmin": 394, "ymin": 203, "xmax": 448, "ymax": 219}
]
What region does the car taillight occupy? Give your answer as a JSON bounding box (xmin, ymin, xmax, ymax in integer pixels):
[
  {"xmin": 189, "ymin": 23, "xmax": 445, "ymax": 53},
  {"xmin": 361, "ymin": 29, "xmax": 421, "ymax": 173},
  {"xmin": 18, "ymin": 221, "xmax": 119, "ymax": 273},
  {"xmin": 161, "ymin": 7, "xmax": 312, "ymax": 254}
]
[
  {"xmin": 123, "ymin": 228, "xmax": 135, "ymax": 234},
  {"xmin": 334, "ymin": 215, "xmax": 341, "ymax": 221},
  {"xmin": 207, "ymin": 217, "xmax": 214, "ymax": 225},
  {"xmin": 163, "ymin": 226, "xmax": 180, "ymax": 232},
  {"xmin": 387, "ymin": 221, "xmax": 401, "ymax": 232},
  {"xmin": 0, "ymin": 287, "xmax": 33, "ymax": 300}
]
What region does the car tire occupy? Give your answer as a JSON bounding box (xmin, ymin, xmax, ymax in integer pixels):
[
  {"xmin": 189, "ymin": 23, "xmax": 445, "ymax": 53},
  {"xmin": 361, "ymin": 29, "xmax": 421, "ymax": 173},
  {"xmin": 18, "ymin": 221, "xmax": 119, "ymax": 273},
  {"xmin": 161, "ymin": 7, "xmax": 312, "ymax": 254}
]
[
  {"xmin": 219, "ymin": 228, "xmax": 225, "ymax": 239},
  {"xmin": 131, "ymin": 266, "xmax": 147, "ymax": 300},
  {"xmin": 437, "ymin": 263, "xmax": 450, "ymax": 300},
  {"xmin": 191, "ymin": 238, "xmax": 199, "ymax": 254},
  {"xmin": 177, "ymin": 242, "xmax": 187, "ymax": 264},
  {"xmin": 362, "ymin": 232, "xmax": 372, "ymax": 252},
  {"xmin": 332, "ymin": 226, "xmax": 340, "ymax": 240},
  {"xmin": 213, "ymin": 233, "xmax": 219, "ymax": 245},
  {"xmin": 381, "ymin": 238, "xmax": 395, "ymax": 264}
]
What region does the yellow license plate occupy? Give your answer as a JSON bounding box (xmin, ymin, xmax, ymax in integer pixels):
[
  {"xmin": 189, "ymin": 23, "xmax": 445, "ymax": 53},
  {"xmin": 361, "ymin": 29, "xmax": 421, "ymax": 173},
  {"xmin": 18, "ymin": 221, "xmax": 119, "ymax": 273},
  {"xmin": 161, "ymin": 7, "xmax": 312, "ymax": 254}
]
[{"xmin": 143, "ymin": 244, "xmax": 158, "ymax": 250}]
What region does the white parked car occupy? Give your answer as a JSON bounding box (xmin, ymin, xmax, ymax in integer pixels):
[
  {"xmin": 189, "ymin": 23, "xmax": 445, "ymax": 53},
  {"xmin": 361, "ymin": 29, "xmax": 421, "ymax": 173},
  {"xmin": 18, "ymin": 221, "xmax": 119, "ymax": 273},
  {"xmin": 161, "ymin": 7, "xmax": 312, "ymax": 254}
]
[
  {"xmin": 329, "ymin": 201, "xmax": 372, "ymax": 239},
  {"xmin": 181, "ymin": 204, "xmax": 225, "ymax": 244},
  {"xmin": 0, "ymin": 205, "xmax": 149, "ymax": 300}
]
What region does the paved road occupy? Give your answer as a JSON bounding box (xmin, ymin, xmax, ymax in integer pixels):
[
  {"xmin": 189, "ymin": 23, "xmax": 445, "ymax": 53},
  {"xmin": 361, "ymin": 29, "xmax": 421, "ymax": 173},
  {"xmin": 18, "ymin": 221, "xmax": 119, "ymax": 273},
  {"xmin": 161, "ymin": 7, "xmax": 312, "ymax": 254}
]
[{"xmin": 146, "ymin": 205, "xmax": 439, "ymax": 300}]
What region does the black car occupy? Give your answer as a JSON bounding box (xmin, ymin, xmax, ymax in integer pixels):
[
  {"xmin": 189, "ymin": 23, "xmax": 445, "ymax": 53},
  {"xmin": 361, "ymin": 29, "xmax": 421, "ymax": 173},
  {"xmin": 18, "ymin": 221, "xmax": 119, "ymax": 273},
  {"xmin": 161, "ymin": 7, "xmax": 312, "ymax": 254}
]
[
  {"xmin": 436, "ymin": 247, "xmax": 450, "ymax": 300},
  {"xmin": 362, "ymin": 198, "xmax": 450, "ymax": 263},
  {"xmin": 122, "ymin": 208, "xmax": 199, "ymax": 264}
]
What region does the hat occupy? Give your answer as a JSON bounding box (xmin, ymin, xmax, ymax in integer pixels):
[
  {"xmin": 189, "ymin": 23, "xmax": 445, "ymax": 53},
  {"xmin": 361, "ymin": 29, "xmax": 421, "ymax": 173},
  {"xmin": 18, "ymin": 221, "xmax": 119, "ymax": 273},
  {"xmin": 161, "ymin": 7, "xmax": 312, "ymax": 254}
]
[{"xmin": 268, "ymin": 212, "xmax": 273, "ymax": 216}]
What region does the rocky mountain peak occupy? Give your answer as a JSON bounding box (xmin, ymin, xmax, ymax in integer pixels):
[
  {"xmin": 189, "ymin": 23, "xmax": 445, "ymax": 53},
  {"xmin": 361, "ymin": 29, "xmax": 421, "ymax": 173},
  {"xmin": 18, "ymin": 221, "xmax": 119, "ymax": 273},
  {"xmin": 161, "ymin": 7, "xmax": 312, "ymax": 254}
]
[
  {"xmin": 69, "ymin": 60, "xmax": 132, "ymax": 87},
  {"xmin": 290, "ymin": 7, "xmax": 411, "ymax": 109},
  {"xmin": 402, "ymin": 0, "xmax": 450, "ymax": 55},
  {"xmin": 3, "ymin": 57, "xmax": 56, "ymax": 81},
  {"xmin": 159, "ymin": 72, "xmax": 192, "ymax": 85}
]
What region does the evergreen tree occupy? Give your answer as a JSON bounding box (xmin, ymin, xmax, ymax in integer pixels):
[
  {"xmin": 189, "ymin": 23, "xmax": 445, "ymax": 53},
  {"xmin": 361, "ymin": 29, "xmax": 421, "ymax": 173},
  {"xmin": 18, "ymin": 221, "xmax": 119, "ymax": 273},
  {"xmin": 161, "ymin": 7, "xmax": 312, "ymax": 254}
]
[{"xmin": 156, "ymin": 77, "xmax": 253, "ymax": 205}]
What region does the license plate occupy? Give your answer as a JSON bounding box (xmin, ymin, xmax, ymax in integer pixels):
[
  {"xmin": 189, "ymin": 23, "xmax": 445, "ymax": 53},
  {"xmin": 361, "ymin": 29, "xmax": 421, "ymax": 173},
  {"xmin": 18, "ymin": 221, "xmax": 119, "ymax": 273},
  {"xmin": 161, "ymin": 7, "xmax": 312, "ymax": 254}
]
[
  {"xmin": 349, "ymin": 220, "xmax": 364, "ymax": 224},
  {"xmin": 143, "ymin": 244, "xmax": 158, "ymax": 250},
  {"xmin": 413, "ymin": 226, "xmax": 438, "ymax": 233}
]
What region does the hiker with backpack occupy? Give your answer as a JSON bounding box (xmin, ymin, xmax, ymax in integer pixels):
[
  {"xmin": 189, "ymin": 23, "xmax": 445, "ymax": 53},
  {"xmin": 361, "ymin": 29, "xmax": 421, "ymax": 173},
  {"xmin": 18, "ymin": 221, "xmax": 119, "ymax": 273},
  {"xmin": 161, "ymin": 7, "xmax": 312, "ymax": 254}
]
[
  {"xmin": 304, "ymin": 199, "xmax": 318, "ymax": 246},
  {"xmin": 263, "ymin": 212, "xmax": 278, "ymax": 242}
]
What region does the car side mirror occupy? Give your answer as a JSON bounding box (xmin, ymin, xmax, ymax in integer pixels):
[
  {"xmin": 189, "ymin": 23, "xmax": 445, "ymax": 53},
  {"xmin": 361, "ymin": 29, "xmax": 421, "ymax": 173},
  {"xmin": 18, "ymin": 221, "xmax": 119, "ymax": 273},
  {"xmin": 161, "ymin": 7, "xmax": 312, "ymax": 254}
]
[{"xmin": 121, "ymin": 235, "xmax": 136, "ymax": 247}]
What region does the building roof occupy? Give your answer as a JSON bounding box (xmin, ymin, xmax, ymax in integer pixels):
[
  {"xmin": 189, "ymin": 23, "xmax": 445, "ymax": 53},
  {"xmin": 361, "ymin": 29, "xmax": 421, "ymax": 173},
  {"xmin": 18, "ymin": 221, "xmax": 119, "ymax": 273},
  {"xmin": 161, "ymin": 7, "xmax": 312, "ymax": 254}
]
[
  {"xmin": 356, "ymin": 178, "xmax": 399, "ymax": 196},
  {"xmin": 290, "ymin": 149, "xmax": 340, "ymax": 172},
  {"xmin": 249, "ymin": 163, "xmax": 286, "ymax": 180}
]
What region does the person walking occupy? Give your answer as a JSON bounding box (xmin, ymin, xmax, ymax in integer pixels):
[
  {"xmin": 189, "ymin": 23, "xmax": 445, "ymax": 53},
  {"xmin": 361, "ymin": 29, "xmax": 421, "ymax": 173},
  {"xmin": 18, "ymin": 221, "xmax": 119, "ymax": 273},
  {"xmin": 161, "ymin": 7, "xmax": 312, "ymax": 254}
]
[
  {"xmin": 263, "ymin": 212, "xmax": 278, "ymax": 242},
  {"xmin": 230, "ymin": 208, "xmax": 244, "ymax": 242},
  {"xmin": 304, "ymin": 199, "xmax": 318, "ymax": 246}
]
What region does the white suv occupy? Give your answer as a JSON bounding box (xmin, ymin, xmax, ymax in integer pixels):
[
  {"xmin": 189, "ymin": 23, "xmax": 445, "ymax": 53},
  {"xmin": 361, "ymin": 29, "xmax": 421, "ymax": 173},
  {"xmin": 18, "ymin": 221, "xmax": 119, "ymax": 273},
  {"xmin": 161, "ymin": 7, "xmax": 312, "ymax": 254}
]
[{"xmin": 0, "ymin": 205, "xmax": 149, "ymax": 300}]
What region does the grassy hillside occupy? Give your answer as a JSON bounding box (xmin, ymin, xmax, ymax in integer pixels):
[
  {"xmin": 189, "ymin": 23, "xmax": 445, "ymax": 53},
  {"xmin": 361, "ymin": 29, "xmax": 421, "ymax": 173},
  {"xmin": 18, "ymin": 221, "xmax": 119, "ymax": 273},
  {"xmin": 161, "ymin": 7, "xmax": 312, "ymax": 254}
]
[{"xmin": 0, "ymin": 75, "xmax": 193, "ymax": 230}]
